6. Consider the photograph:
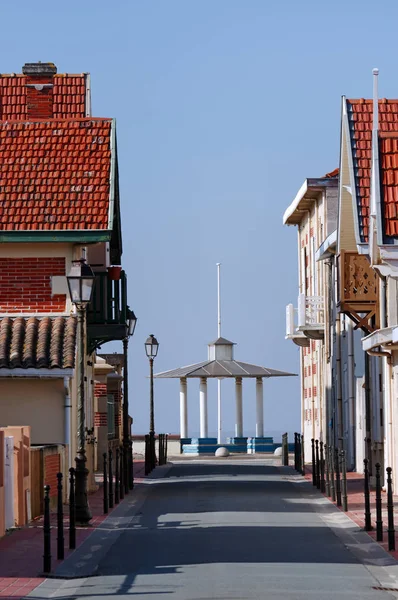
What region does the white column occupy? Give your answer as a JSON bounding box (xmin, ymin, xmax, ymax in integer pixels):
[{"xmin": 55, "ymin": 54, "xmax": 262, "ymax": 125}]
[
  {"xmin": 199, "ymin": 377, "xmax": 208, "ymax": 438},
  {"xmin": 235, "ymin": 377, "xmax": 243, "ymax": 437},
  {"xmin": 180, "ymin": 378, "xmax": 188, "ymax": 439},
  {"xmin": 256, "ymin": 377, "xmax": 264, "ymax": 437}
]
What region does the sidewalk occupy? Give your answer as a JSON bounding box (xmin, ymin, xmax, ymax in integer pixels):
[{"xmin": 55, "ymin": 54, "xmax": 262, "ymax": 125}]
[
  {"xmin": 0, "ymin": 459, "xmax": 145, "ymax": 599},
  {"xmin": 304, "ymin": 465, "xmax": 398, "ymax": 561}
]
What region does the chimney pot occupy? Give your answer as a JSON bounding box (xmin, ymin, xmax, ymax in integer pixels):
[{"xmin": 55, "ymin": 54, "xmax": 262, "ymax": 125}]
[{"xmin": 22, "ymin": 62, "xmax": 57, "ymax": 76}]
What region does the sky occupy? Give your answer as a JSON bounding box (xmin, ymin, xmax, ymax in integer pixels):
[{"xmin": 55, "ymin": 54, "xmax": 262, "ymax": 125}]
[{"xmin": 3, "ymin": 0, "xmax": 398, "ymax": 439}]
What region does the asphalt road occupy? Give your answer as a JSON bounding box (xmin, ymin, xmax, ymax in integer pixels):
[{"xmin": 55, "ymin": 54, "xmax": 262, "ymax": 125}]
[{"xmin": 30, "ymin": 460, "xmax": 398, "ymax": 599}]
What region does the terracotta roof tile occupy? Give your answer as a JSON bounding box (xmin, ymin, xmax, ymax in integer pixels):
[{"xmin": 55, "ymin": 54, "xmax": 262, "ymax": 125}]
[
  {"xmin": 0, "ymin": 74, "xmax": 86, "ymax": 120},
  {"xmin": 0, "ymin": 118, "xmax": 112, "ymax": 230},
  {"xmin": 347, "ymin": 99, "xmax": 398, "ymax": 242},
  {"xmin": 0, "ymin": 315, "xmax": 76, "ymax": 369}
]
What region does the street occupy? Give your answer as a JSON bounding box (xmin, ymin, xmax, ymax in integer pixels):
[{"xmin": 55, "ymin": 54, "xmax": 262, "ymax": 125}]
[{"xmin": 30, "ymin": 460, "xmax": 398, "ymax": 599}]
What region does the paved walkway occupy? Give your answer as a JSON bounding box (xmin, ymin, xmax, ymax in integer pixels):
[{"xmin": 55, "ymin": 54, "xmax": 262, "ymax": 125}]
[
  {"xmin": 304, "ymin": 466, "xmax": 398, "ymax": 559},
  {"xmin": 27, "ymin": 459, "xmax": 398, "ymax": 600},
  {"xmin": 0, "ymin": 460, "xmax": 145, "ymax": 599}
]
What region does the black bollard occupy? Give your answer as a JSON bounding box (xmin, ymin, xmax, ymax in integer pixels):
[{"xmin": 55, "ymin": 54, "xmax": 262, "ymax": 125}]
[
  {"xmin": 301, "ymin": 434, "xmax": 305, "ymax": 476},
  {"xmin": 315, "ymin": 440, "xmax": 320, "ymax": 489},
  {"xmin": 129, "ymin": 438, "xmax": 134, "ymax": 490},
  {"xmin": 69, "ymin": 468, "xmax": 76, "ymax": 550},
  {"xmin": 340, "ymin": 450, "xmax": 348, "ymax": 512},
  {"xmin": 115, "ymin": 447, "xmax": 120, "ymax": 505},
  {"xmin": 335, "ymin": 448, "xmax": 342, "ymax": 507},
  {"xmin": 325, "ymin": 445, "xmax": 331, "ymax": 496},
  {"xmin": 119, "ymin": 446, "xmax": 124, "ymax": 501},
  {"xmin": 387, "ymin": 467, "xmax": 395, "ymax": 551},
  {"xmin": 375, "ymin": 463, "xmax": 383, "ymax": 542},
  {"xmin": 109, "ymin": 448, "xmax": 114, "ymax": 509},
  {"xmin": 294, "ymin": 433, "xmax": 298, "ymax": 471},
  {"xmin": 364, "ymin": 458, "xmax": 372, "ymax": 531},
  {"xmin": 165, "ymin": 434, "xmax": 168, "ymax": 464},
  {"xmin": 311, "ymin": 439, "xmax": 316, "ymax": 486},
  {"xmin": 330, "ymin": 446, "xmax": 336, "ymax": 502},
  {"xmin": 297, "ymin": 434, "xmax": 302, "ymax": 473},
  {"xmin": 320, "ymin": 442, "xmax": 325, "ymax": 493},
  {"xmin": 124, "ymin": 444, "xmax": 129, "ymax": 495},
  {"xmin": 43, "ymin": 485, "xmax": 51, "ymax": 574},
  {"xmin": 103, "ymin": 452, "xmax": 108, "ymax": 515},
  {"xmin": 56, "ymin": 472, "xmax": 64, "ymax": 561}
]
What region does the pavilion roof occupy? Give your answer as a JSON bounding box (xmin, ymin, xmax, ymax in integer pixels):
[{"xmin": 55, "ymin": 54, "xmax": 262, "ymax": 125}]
[{"xmin": 154, "ymin": 359, "xmax": 297, "ymax": 379}]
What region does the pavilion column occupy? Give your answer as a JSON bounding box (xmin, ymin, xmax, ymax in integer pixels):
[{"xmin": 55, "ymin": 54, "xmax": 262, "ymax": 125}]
[
  {"xmin": 235, "ymin": 377, "xmax": 243, "ymax": 437},
  {"xmin": 256, "ymin": 377, "xmax": 264, "ymax": 437},
  {"xmin": 199, "ymin": 377, "xmax": 208, "ymax": 438},
  {"xmin": 180, "ymin": 377, "xmax": 188, "ymax": 438}
]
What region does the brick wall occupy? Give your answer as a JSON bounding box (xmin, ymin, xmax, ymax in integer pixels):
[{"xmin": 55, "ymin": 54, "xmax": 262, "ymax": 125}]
[
  {"xmin": 0, "ymin": 257, "xmax": 66, "ymax": 313},
  {"xmin": 44, "ymin": 453, "xmax": 60, "ymax": 498},
  {"xmin": 26, "ymin": 75, "xmax": 53, "ymax": 119}
]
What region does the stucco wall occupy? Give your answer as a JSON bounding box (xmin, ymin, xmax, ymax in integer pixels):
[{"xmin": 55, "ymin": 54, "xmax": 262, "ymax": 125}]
[{"xmin": 0, "ymin": 379, "xmax": 65, "ymax": 444}]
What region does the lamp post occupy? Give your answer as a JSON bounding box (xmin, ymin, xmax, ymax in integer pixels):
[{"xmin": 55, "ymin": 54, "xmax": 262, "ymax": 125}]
[
  {"xmin": 145, "ymin": 334, "xmax": 159, "ymax": 471},
  {"xmin": 67, "ymin": 258, "xmax": 95, "ymax": 524},
  {"xmin": 123, "ymin": 308, "xmax": 137, "ymax": 493}
]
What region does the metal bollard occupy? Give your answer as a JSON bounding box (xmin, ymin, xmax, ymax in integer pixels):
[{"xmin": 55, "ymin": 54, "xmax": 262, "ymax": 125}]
[
  {"xmin": 340, "ymin": 449, "xmax": 348, "ymax": 512},
  {"xmin": 315, "ymin": 440, "xmax": 320, "ymax": 489},
  {"xmin": 364, "ymin": 458, "xmax": 372, "ymax": 531},
  {"xmin": 387, "ymin": 467, "xmax": 395, "ymax": 551},
  {"xmin": 130, "ymin": 438, "xmax": 134, "ymax": 490},
  {"xmin": 119, "ymin": 446, "xmax": 124, "ymax": 501},
  {"xmin": 301, "ymin": 434, "xmax": 305, "ymax": 476},
  {"xmin": 103, "ymin": 452, "xmax": 108, "ymax": 515},
  {"xmin": 109, "ymin": 448, "xmax": 114, "ymax": 509},
  {"xmin": 124, "ymin": 444, "xmax": 130, "ymax": 494},
  {"xmin": 325, "ymin": 445, "xmax": 331, "ymax": 496},
  {"xmin": 69, "ymin": 468, "xmax": 76, "ymax": 550},
  {"xmin": 115, "ymin": 447, "xmax": 120, "ymax": 505},
  {"xmin": 294, "ymin": 433, "xmax": 298, "ymax": 471},
  {"xmin": 329, "ymin": 446, "xmax": 336, "ymax": 502},
  {"xmin": 56, "ymin": 473, "xmax": 64, "ymax": 561},
  {"xmin": 320, "ymin": 442, "xmax": 325, "ymax": 493},
  {"xmin": 165, "ymin": 434, "xmax": 168, "ymax": 464},
  {"xmin": 43, "ymin": 485, "xmax": 51, "ymax": 573},
  {"xmin": 311, "ymin": 439, "xmax": 316, "ymax": 486},
  {"xmin": 297, "ymin": 434, "xmax": 302, "ymax": 473},
  {"xmin": 375, "ymin": 463, "xmax": 383, "ymax": 542},
  {"xmin": 335, "ymin": 448, "xmax": 342, "ymax": 507}
]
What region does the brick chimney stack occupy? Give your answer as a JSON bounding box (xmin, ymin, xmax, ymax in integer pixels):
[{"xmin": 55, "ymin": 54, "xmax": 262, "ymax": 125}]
[{"xmin": 22, "ymin": 62, "xmax": 57, "ymax": 119}]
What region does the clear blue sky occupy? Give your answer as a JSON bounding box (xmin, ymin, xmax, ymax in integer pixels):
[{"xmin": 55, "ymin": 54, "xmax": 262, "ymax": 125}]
[{"xmin": 2, "ymin": 0, "xmax": 398, "ymax": 438}]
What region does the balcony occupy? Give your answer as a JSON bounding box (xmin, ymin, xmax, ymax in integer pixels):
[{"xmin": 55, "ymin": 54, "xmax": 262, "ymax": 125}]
[
  {"xmin": 297, "ymin": 293, "xmax": 325, "ymax": 340},
  {"xmin": 285, "ymin": 304, "xmax": 310, "ymax": 347},
  {"xmin": 87, "ymin": 270, "xmax": 128, "ymax": 352},
  {"xmin": 337, "ymin": 251, "xmax": 379, "ymax": 333}
]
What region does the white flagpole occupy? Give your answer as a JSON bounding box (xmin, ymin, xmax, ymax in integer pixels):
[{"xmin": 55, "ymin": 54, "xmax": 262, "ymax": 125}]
[{"xmin": 217, "ymin": 263, "xmax": 222, "ymax": 445}]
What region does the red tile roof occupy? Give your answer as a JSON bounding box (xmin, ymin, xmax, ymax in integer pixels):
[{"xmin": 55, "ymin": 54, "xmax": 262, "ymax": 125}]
[
  {"xmin": 324, "ymin": 168, "xmax": 339, "ymax": 178},
  {"xmin": 347, "ymin": 98, "xmax": 398, "ymax": 242},
  {"xmin": 0, "ymin": 118, "xmax": 112, "ymax": 230},
  {"xmin": 0, "ymin": 315, "xmax": 77, "ymax": 369},
  {"xmin": 0, "ymin": 74, "xmax": 87, "ymax": 120}
]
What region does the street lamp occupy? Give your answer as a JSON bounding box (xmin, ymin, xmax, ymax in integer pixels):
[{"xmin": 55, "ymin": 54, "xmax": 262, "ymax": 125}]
[
  {"xmin": 67, "ymin": 258, "xmax": 95, "ymax": 523},
  {"xmin": 145, "ymin": 334, "xmax": 159, "ymax": 472},
  {"xmin": 123, "ymin": 307, "xmax": 137, "ymax": 493}
]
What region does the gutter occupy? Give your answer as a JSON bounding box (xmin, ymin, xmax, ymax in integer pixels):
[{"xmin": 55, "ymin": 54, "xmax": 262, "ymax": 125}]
[{"xmin": 108, "ymin": 119, "xmax": 117, "ymax": 232}]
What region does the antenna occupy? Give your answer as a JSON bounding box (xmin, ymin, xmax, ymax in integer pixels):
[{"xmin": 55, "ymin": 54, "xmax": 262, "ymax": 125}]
[
  {"xmin": 217, "ymin": 263, "xmax": 221, "ymax": 337},
  {"xmin": 217, "ymin": 263, "xmax": 222, "ymax": 445}
]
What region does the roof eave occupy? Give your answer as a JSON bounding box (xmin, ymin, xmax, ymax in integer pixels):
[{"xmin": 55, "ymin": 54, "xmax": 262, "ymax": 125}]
[
  {"xmin": 0, "ymin": 230, "xmax": 112, "ymax": 243},
  {"xmin": 283, "ymin": 178, "xmax": 338, "ymax": 226}
]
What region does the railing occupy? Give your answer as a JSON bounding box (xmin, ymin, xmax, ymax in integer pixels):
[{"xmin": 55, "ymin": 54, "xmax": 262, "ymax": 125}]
[
  {"xmin": 298, "ymin": 294, "xmax": 324, "ymax": 328},
  {"xmin": 87, "ymin": 271, "xmax": 127, "ymax": 326}
]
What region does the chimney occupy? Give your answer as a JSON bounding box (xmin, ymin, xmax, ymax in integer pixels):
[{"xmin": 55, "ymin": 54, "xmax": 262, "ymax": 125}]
[{"xmin": 22, "ymin": 61, "xmax": 57, "ymax": 119}]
